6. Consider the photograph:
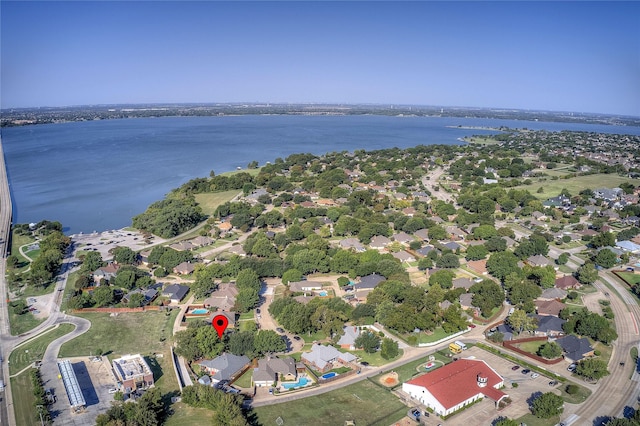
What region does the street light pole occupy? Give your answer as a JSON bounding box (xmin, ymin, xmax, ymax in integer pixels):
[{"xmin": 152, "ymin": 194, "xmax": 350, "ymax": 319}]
[{"xmin": 36, "ymin": 404, "xmax": 45, "ymax": 426}]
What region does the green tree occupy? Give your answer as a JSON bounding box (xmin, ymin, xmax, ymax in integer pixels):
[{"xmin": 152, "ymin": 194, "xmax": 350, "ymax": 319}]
[
  {"xmin": 282, "ymin": 268, "xmax": 303, "ymax": 284},
  {"xmin": 92, "ymin": 286, "xmax": 114, "ymax": 307},
  {"xmin": 112, "ymin": 246, "xmax": 138, "ymax": 265},
  {"xmin": 354, "ymin": 330, "xmax": 381, "ymax": 353},
  {"xmin": 81, "ymin": 251, "xmax": 103, "ymax": 273},
  {"xmin": 556, "ymin": 253, "xmax": 569, "ymax": 265},
  {"xmin": 494, "ymin": 419, "xmax": 519, "ymax": 426},
  {"xmin": 577, "ymin": 262, "xmax": 598, "ymax": 285},
  {"xmin": 127, "ymin": 292, "xmax": 146, "ymax": 308},
  {"xmin": 594, "ymin": 249, "xmax": 617, "ymax": 268},
  {"xmin": 228, "ymin": 331, "xmax": 256, "ymax": 357},
  {"xmin": 380, "ymin": 337, "xmax": 399, "ymax": 360},
  {"xmin": 436, "ymin": 253, "xmax": 460, "ymax": 268},
  {"xmin": 428, "ymin": 269, "xmax": 455, "ymax": 289},
  {"xmin": 576, "ymin": 358, "xmax": 610, "ymax": 381},
  {"xmin": 465, "ymin": 244, "xmax": 488, "ymax": 261},
  {"xmin": 507, "ymin": 309, "xmax": 537, "ymax": 334},
  {"xmin": 486, "ymin": 251, "xmax": 519, "ymax": 281},
  {"xmin": 531, "ymin": 392, "xmax": 564, "ymax": 419},
  {"xmin": 254, "ymin": 330, "xmax": 287, "ymax": 355},
  {"xmin": 470, "ymin": 280, "xmax": 505, "ymax": 317},
  {"xmin": 537, "ymin": 342, "xmax": 562, "ymax": 359}
]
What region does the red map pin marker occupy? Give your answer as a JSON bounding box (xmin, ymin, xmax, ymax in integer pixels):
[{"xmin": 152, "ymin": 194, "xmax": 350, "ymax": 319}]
[{"xmin": 212, "ymin": 314, "xmax": 229, "ymax": 339}]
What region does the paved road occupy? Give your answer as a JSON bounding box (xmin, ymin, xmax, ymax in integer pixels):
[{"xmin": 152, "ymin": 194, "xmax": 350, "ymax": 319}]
[{"xmin": 0, "ymin": 137, "xmax": 14, "ymax": 426}]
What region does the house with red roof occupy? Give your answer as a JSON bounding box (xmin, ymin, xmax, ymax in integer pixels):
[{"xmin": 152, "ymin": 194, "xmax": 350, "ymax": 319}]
[{"xmin": 402, "ymin": 359, "xmax": 508, "ymax": 417}]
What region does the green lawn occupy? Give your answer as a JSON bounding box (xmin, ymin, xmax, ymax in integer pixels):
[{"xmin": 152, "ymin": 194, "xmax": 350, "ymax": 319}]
[
  {"xmin": 351, "ymin": 348, "xmax": 403, "ymax": 366},
  {"xmin": 383, "ymin": 351, "xmax": 452, "ymax": 384},
  {"xmin": 10, "ymin": 231, "xmax": 36, "ymax": 268},
  {"xmin": 8, "ymin": 302, "xmax": 46, "ymax": 336},
  {"xmin": 10, "ymin": 369, "xmax": 40, "ymax": 426},
  {"xmin": 164, "ymin": 402, "xmax": 212, "ymax": 426},
  {"xmin": 616, "ymin": 271, "xmax": 640, "ymax": 286},
  {"xmin": 9, "ymin": 323, "xmax": 76, "ymax": 375},
  {"xmin": 253, "ymin": 379, "xmax": 407, "ymax": 426},
  {"xmin": 302, "ymin": 330, "xmax": 328, "ymax": 343},
  {"xmin": 516, "ymin": 340, "xmax": 543, "ymax": 355},
  {"xmin": 194, "ymin": 190, "xmax": 242, "ymax": 216},
  {"xmin": 515, "ymin": 413, "xmax": 559, "ymax": 426},
  {"xmin": 59, "ymin": 310, "xmax": 179, "ymax": 358},
  {"xmin": 517, "ymin": 173, "xmax": 637, "ymax": 200},
  {"xmin": 557, "ymin": 380, "xmax": 591, "ymax": 404},
  {"xmin": 146, "ymin": 350, "xmax": 181, "ymax": 397},
  {"xmin": 234, "ymin": 368, "xmax": 254, "ymax": 388}
]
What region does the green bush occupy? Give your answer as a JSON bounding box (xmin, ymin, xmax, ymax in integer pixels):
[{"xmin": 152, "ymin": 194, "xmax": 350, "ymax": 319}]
[{"xmin": 566, "ymin": 384, "xmax": 579, "ymax": 395}]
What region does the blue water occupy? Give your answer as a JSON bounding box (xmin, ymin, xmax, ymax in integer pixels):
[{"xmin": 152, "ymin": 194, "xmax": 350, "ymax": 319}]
[
  {"xmin": 2, "ymin": 115, "xmax": 639, "ymax": 234},
  {"xmin": 282, "ymin": 377, "xmax": 309, "ymax": 389},
  {"xmin": 321, "ymin": 372, "xmax": 337, "ymax": 379},
  {"xmin": 318, "ymin": 291, "xmax": 328, "ymax": 297},
  {"xmin": 191, "ymin": 308, "xmax": 209, "ymax": 314}
]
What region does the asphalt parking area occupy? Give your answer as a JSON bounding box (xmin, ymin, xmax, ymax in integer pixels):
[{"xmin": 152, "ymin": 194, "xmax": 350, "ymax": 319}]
[{"xmin": 44, "ymin": 357, "xmax": 117, "ymax": 426}]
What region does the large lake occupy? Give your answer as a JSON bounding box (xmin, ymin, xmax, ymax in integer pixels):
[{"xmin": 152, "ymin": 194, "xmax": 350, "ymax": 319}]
[{"xmin": 2, "ymin": 114, "xmax": 639, "ymax": 234}]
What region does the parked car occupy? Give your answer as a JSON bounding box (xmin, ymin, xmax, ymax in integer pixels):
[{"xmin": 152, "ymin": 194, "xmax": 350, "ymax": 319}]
[
  {"xmin": 511, "ymin": 365, "xmax": 520, "ymax": 371},
  {"xmin": 468, "ymin": 323, "xmax": 476, "ymax": 328},
  {"xmin": 549, "ymin": 380, "xmax": 558, "ymax": 386},
  {"xmin": 530, "ymin": 373, "xmax": 539, "ymax": 379},
  {"xmin": 293, "ymin": 335, "xmax": 301, "ymax": 341},
  {"xmin": 276, "ymin": 327, "xmax": 285, "ymax": 333},
  {"xmin": 567, "ymin": 363, "xmax": 577, "ymax": 372},
  {"xmin": 108, "ymin": 388, "xmax": 118, "ymax": 394},
  {"xmin": 521, "ymin": 369, "xmax": 531, "ymax": 375}
]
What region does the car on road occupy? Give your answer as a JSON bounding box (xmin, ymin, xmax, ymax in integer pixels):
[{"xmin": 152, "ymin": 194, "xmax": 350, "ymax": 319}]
[
  {"xmin": 108, "ymin": 388, "xmax": 118, "ymax": 394},
  {"xmin": 549, "ymin": 380, "xmax": 558, "ymax": 386},
  {"xmin": 511, "ymin": 365, "xmax": 520, "ymax": 371},
  {"xmin": 530, "ymin": 373, "xmax": 539, "ymax": 379},
  {"xmin": 468, "ymin": 323, "xmax": 476, "ymax": 328},
  {"xmin": 521, "ymin": 369, "xmax": 531, "ymax": 375},
  {"xmin": 256, "ymin": 308, "xmax": 261, "ymax": 314},
  {"xmin": 276, "ymin": 327, "xmax": 285, "ymax": 333}
]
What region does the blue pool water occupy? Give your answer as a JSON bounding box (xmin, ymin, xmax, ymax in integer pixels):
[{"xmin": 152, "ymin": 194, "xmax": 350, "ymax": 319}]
[
  {"xmin": 191, "ymin": 308, "xmax": 209, "ymax": 314},
  {"xmin": 282, "ymin": 377, "xmax": 309, "ymax": 389},
  {"xmin": 321, "ymin": 372, "xmax": 337, "ymax": 379},
  {"xmin": 318, "ymin": 291, "xmax": 328, "ymax": 296}
]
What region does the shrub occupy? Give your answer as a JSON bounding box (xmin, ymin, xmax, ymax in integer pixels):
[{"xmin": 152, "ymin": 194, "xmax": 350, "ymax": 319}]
[{"xmin": 566, "ymin": 384, "xmax": 579, "ymax": 395}]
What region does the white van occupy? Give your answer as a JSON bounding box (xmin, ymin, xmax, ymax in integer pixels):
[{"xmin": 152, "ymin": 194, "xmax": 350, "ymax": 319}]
[{"xmin": 454, "ymin": 340, "xmax": 467, "ymax": 350}]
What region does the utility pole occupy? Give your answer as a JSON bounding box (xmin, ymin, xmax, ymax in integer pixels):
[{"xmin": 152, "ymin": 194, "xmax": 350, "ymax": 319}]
[{"xmin": 36, "ymin": 404, "xmax": 45, "ymax": 426}]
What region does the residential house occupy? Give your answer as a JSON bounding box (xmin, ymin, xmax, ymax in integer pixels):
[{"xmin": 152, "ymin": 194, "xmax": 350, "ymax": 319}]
[
  {"xmin": 616, "ymin": 240, "xmax": 640, "ymax": 254},
  {"xmin": 301, "ymin": 344, "xmax": 357, "ymax": 372},
  {"xmin": 402, "ymin": 359, "xmax": 508, "ymax": 417},
  {"xmin": 452, "ymin": 277, "xmax": 474, "ymax": 290},
  {"xmin": 206, "ymin": 311, "xmax": 237, "ymax": 328},
  {"xmin": 289, "ymin": 281, "xmax": 323, "ymax": 293},
  {"xmin": 556, "ymin": 335, "xmax": 595, "ymax": 363},
  {"xmin": 162, "ymin": 284, "xmax": 189, "ymax": 303},
  {"xmin": 413, "ymin": 229, "xmax": 430, "ymax": 241},
  {"xmin": 532, "ymin": 314, "xmax": 566, "ymax": 337},
  {"xmin": 392, "ymin": 251, "xmax": 416, "ymax": 263},
  {"xmin": 227, "ymin": 245, "xmax": 246, "ymax": 257},
  {"xmin": 204, "ymin": 283, "xmax": 239, "ymax": 311},
  {"xmin": 354, "ymin": 274, "xmax": 386, "ymax": 301},
  {"xmin": 196, "ymin": 353, "xmax": 250, "ymax": 384},
  {"xmin": 555, "ymin": 275, "xmax": 581, "ymax": 291},
  {"xmin": 252, "ymin": 357, "xmax": 297, "ymax": 387},
  {"xmin": 339, "ymin": 238, "xmax": 366, "ymax": 253},
  {"xmin": 459, "ymin": 293, "xmax": 478, "ymax": 315},
  {"xmin": 169, "ymin": 241, "xmax": 195, "ymax": 251},
  {"xmin": 190, "ymin": 236, "xmax": 215, "ymax": 247},
  {"xmin": 337, "ymin": 326, "xmax": 361, "ymax": 350},
  {"xmin": 442, "ymin": 241, "xmax": 461, "ymax": 251},
  {"xmin": 370, "ymin": 235, "xmax": 392, "ymax": 250},
  {"xmin": 416, "ymin": 245, "xmax": 436, "ymax": 257},
  {"xmin": 535, "ymin": 299, "xmax": 566, "ymax": 317},
  {"xmin": 540, "ymin": 287, "xmax": 568, "ymax": 301},
  {"xmin": 392, "ymin": 231, "xmax": 414, "ymax": 245},
  {"xmin": 217, "ymin": 222, "xmax": 233, "ymax": 234},
  {"xmin": 173, "ymin": 261, "xmax": 196, "ymax": 275},
  {"xmin": 122, "ymin": 288, "xmax": 158, "ymax": 306},
  {"xmin": 467, "ymin": 259, "xmax": 488, "ymax": 275},
  {"xmin": 446, "ymin": 226, "xmax": 467, "ymax": 241},
  {"xmin": 526, "ymin": 254, "xmax": 553, "ymax": 268},
  {"xmin": 93, "ymin": 263, "xmax": 120, "ymax": 283}
]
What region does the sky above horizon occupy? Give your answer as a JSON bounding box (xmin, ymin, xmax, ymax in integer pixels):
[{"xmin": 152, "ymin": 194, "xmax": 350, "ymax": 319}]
[{"xmin": 1, "ymin": 1, "xmax": 639, "ymax": 116}]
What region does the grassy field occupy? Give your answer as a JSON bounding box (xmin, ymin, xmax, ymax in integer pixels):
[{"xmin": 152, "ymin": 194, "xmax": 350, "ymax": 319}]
[
  {"xmin": 516, "ymin": 340, "xmax": 543, "ymax": 355},
  {"xmin": 516, "ymin": 413, "xmax": 558, "ymax": 426},
  {"xmin": 58, "ymin": 310, "xmax": 179, "ymax": 358},
  {"xmin": 253, "ymin": 379, "xmax": 407, "ymax": 426},
  {"xmin": 351, "ymin": 348, "xmax": 403, "ymax": 366},
  {"xmin": 9, "ymin": 323, "xmax": 76, "ymax": 375},
  {"xmin": 10, "ymin": 231, "xmax": 36, "ymax": 268},
  {"xmin": 165, "ymin": 403, "xmax": 212, "ymax": 426},
  {"xmin": 8, "ymin": 304, "xmax": 46, "ymax": 336},
  {"xmin": 517, "ymin": 173, "xmax": 637, "ymax": 199},
  {"xmin": 10, "ymin": 369, "xmax": 40, "ymax": 426},
  {"xmin": 194, "ymin": 190, "xmax": 241, "ymax": 216},
  {"xmin": 616, "ymin": 271, "xmax": 640, "ymax": 286},
  {"xmin": 233, "ymin": 368, "xmax": 254, "ymax": 388}
]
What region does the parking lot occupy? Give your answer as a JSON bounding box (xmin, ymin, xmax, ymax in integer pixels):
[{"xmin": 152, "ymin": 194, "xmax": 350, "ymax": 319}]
[
  {"xmin": 71, "ymin": 229, "xmax": 162, "ymax": 260},
  {"xmin": 42, "ymin": 357, "xmax": 117, "ymax": 425},
  {"xmin": 401, "ymin": 345, "xmax": 565, "ymax": 425}
]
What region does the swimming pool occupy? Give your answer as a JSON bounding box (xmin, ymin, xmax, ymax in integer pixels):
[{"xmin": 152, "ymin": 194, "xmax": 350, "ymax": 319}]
[
  {"xmin": 282, "ymin": 377, "xmax": 309, "ymax": 389},
  {"xmin": 321, "ymin": 372, "xmax": 338, "ymax": 379},
  {"xmin": 191, "ymin": 308, "xmax": 209, "ymax": 315},
  {"xmin": 318, "ymin": 291, "xmax": 328, "ymax": 296}
]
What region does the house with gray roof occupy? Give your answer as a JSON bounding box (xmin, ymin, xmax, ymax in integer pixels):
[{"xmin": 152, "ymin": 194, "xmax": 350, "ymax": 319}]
[
  {"xmin": 123, "ymin": 288, "xmax": 158, "ymax": 306},
  {"xmin": 337, "ymin": 326, "xmax": 361, "ymax": 350},
  {"xmin": 556, "ymin": 335, "xmax": 594, "ymax": 363},
  {"xmin": 413, "ymin": 229, "xmax": 430, "ymax": 241},
  {"xmin": 204, "ymin": 283, "xmax": 239, "ymax": 311},
  {"xmin": 370, "ymin": 235, "xmax": 392, "ymax": 249},
  {"xmin": 392, "ymin": 251, "xmax": 416, "ymax": 263},
  {"xmin": 252, "ymin": 357, "xmax": 297, "ymax": 387},
  {"xmin": 196, "ymin": 353, "xmax": 250, "ymax": 384},
  {"xmin": 162, "ymin": 284, "xmax": 189, "ymax": 303},
  {"xmin": 289, "ymin": 281, "xmax": 323, "ymax": 293},
  {"xmin": 301, "ymin": 344, "xmax": 357, "ymax": 372},
  {"xmin": 442, "ymin": 241, "xmax": 461, "ymax": 251},
  {"xmin": 540, "ymin": 287, "xmax": 568, "ymax": 301},
  {"xmin": 526, "ymin": 254, "xmax": 553, "ymax": 268},
  {"xmin": 452, "ymin": 277, "xmax": 474, "ymax": 290},
  {"xmin": 532, "ymin": 314, "xmax": 566, "ymax": 337},
  {"xmin": 339, "ymin": 237, "xmax": 366, "ymax": 252},
  {"xmin": 416, "ymin": 245, "xmax": 435, "ymax": 256},
  {"xmin": 392, "ymin": 232, "xmax": 414, "ymax": 245},
  {"xmin": 354, "ymin": 274, "xmax": 386, "ymax": 290}
]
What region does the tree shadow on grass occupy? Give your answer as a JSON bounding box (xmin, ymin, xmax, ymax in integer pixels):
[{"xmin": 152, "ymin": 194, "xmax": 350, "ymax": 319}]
[{"xmin": 145, "ymin": 355, "xmax": 164, "ymax": 383}]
